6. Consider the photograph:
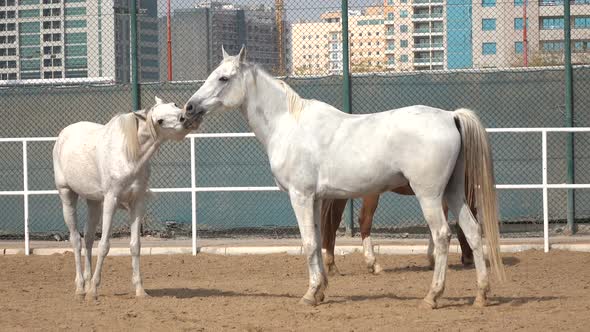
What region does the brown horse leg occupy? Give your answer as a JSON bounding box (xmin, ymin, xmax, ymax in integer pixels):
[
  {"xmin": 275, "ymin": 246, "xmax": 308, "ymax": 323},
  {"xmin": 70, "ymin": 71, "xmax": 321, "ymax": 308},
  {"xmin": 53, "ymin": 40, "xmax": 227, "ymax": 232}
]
[
  {"xmin": 456, "ymin": 225, "xmax": 473, "ymax": 266},
  {"xmin": 321, "ymin": 198, "xmax": 347, "ymax": 276},
  {"xmin": 359, "ymin": 194, "xmax": 383, "ymax": 274}
]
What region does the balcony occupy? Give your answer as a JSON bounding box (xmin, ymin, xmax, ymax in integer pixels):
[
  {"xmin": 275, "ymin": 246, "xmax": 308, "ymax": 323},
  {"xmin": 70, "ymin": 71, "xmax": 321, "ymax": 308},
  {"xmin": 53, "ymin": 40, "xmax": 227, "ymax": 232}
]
[
  {"xmin": 413, "ymin": 27, "xmax": 444, "ymax": 35},
  {"xmin": 413, "ymin": 42, "xmax": 443, "ymax": 50},
  {"xmin": 413, "ymin": 0, "xmax": 445, "ymax": 6},
  {"xmin": 413, "ymin": 57, "xmax": 444, "ymax": 66},
  {"xmin": 412, "ymin": 12, "xmax": 443, "ymax": 21}
]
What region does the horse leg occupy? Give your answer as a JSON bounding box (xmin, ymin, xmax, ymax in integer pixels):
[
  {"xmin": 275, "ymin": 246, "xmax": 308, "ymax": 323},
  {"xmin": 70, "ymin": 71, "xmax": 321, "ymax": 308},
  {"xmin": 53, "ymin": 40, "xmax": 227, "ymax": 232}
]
[
  {"xmin": 83, "ymin": 200, "xmax": 101, "ymax": 293},
  {"xmin": 321, "ymin": 198, "xmax": 347, "ymax": 276},
  {"xmin": 456, "ymin": 223, "xmax": 474, "ymax": 266},
  {"xmin": 427, "ymin": 201, "xmax": 449, "ymax": 269},
  {"xmin": 290, "ymin": 191, "xmax": 327, "ymax": 306},
  {"xmin": 86, "ymin": 194, "xmax": 117, "ymax": 301},
  {"xmin": 359, "ymin": 194, "xmax": 382, "ymax": 274},
  {"xmin": 58, "ymin": 188, "xmax": 83, "ymax": 297},
  {"xmin": 130, "ymin": 196, "xmax": 148, "ymax": 297},
  {"xmin": 445, "ymin": 192, "xmax": 489, "ymax": 307},
  {"xmin": 416, "ymin": 195, "xmax": 451, "ymax": 309}
]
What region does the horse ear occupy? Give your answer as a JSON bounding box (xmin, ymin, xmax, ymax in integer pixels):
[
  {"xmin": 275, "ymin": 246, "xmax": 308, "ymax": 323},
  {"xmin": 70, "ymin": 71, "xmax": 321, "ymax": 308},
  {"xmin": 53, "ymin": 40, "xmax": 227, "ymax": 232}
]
[
  {"xmin": 222, "ymin": 45, "xmax": 229, "ymax": 60},
  {"xmin": 154, "ymin": 96, "xmax": 163, "ymax": 105},
  {"xmin": 133, "ymin": 110, "xmax": 147, "ymax": 122},
  {"xmin": 238, "ymin": 45, "xmax": 246, "ymax": 63}
]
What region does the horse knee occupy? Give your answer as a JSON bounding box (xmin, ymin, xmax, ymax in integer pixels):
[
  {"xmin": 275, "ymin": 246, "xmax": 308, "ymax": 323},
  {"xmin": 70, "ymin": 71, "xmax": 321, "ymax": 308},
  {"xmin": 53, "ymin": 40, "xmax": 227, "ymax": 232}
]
[
  {"xmin": 98, "ymin": 240, "xmax": 110, "ymax": 257},
  {"xmin": 130, "ymin": 240, "xmax": 140, "ymax": 257}
]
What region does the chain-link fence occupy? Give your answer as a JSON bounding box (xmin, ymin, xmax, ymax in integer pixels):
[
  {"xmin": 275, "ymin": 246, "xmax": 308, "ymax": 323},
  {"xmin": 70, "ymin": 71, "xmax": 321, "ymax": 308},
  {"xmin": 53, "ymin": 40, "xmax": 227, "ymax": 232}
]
[{"xmin": 1, "ymin": 0, "xmax": 590, "ymax": 243}]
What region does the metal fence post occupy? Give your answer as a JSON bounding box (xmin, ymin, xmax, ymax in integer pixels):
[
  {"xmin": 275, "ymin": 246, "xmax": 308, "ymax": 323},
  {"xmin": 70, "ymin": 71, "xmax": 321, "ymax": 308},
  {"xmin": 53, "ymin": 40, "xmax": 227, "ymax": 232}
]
[
  {"xmin": 130, "ymin": 0, "xmax": 140, "ymax": 112},
  {"xmin": 341, "ymin": 0, "xmax": 354, "ymax": 237},
  {"xmin": 23, "ymin": 141, "xmax": 30, "ymax": 255},
  {"xmin": 564, "ymin": 0, "xmax": 576, "ymax": 235},
  {"xmin": 191, "ymin": 137, "xmax": 197, "ymax": 256}
]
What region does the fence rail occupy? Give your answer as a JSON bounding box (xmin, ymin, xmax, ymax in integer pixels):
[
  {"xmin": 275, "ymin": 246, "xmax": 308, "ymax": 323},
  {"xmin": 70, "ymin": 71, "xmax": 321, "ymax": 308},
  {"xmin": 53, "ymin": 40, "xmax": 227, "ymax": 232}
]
[{"xmin": 1, "ymin": 128, "xmax": 589, "ymax": 255}]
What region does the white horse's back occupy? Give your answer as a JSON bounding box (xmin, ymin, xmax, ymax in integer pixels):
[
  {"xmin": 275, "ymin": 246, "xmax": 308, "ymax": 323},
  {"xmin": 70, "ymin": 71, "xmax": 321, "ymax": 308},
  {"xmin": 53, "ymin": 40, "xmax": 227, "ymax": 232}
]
[{"xmin": 53, "ymin": 121, "xmax": 105, "ymax": 200}]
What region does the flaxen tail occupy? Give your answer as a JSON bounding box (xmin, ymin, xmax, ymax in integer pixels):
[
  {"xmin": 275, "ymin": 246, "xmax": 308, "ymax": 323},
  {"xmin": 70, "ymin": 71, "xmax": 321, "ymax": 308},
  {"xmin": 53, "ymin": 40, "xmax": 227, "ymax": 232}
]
[{"xmin": 454, "ymin": 108, "xmax": 506, "ymax": 281}]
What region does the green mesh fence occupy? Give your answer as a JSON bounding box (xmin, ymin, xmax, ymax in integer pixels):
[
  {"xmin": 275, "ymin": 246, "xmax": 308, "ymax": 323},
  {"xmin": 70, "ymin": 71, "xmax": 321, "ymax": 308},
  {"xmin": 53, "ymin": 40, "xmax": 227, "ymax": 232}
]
[{"xmin": 1, "ymin": 1, "xmax": 589, "ymax": 241}]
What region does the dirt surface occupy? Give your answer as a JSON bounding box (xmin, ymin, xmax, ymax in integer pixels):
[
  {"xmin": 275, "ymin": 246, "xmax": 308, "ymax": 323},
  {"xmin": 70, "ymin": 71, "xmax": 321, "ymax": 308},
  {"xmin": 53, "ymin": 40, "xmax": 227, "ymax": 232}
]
[{"xmin": 1, "ymin": 250, "xmax": 589, "ymax": 331}]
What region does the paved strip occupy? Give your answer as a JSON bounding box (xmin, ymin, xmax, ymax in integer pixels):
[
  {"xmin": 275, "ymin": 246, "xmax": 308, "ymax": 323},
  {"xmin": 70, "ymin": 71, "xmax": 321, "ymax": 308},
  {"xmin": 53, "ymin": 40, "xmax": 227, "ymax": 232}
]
[{"xmin": 2, "ymin": 243, "xmax": 590, "ymax": 256}]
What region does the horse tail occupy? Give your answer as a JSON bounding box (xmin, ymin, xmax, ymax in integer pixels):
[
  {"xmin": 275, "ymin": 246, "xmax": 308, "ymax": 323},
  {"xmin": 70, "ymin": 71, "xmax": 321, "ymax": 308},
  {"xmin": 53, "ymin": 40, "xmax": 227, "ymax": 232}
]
[{"xmin": 453, "ymin": 108, "xmax": 505, "ymax": 281}]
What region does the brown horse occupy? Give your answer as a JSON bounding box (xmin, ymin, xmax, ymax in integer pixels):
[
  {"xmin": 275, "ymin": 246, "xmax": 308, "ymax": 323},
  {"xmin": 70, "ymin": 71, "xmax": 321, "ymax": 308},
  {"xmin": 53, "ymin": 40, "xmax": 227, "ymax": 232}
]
[{"xmin": 321, "ymin": 185, "xmax": 476, "ymax": 275}]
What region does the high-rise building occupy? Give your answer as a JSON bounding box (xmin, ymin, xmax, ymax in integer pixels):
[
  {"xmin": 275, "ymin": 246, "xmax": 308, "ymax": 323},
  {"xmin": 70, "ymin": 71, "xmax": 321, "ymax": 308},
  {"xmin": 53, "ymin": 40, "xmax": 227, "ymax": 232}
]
[
  {"xmin": 0, "ymin": 0, "xmax": 159, "ymax": 82},
  {"xmin": 472, "ymin": 0, "xmax": 590, "ymax": 69},
  {"xmin": 291, "ymin": 7, "xmax": 387, "ymax": 76},
  {"xmin": 159, "ymin": 1, "xmax": 289, "ymax": 81}
]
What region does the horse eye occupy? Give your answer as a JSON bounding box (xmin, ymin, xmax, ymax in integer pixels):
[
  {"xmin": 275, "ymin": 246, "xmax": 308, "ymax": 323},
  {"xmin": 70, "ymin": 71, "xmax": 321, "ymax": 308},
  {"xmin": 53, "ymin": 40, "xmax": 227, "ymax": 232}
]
[
  {"xmin": 157, "ymin": 119, "xmax": 164, "ymax": 125},
  {"xmin": 173, "ymin": 103, "xmax": 178, "ymax": 107},
  {"xmin": 219, "ymin": 76, "xmax": 229, "ymax": 82}
]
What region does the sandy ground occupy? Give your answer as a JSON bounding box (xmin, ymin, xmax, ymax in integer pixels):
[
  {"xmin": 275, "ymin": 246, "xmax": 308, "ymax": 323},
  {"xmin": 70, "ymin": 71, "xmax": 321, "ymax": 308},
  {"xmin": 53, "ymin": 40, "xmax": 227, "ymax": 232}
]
[{"xmin": 1, "ymin": 250, "xmax": 589, "ymax": 331}]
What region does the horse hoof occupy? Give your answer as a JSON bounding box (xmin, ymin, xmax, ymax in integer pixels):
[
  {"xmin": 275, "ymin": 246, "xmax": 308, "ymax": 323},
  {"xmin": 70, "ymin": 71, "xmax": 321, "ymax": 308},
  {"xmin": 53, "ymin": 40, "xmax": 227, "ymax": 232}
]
[
  {"xmin": 473, "ymin": 296, "xmax": 488, "ymax": 308},
  {"xmin": 85, "ymin": 292, "xmax": 98, "ymax": 302},
  {"xmin": 315, "ymin": 292, "xmax": 325, "ymax": 303},
  {"xmin": 136, "ymin": 290, "xmax": 150, "ymax": 298},
  {"xmin": 299, "ymin": 296, "xmax": 317, "ymax": 306},
  {"xmin": 372, "ymin": 263, "xmax": 383, "ymax": 275},
  {"xmin": 461, "ymin": 256, "xmax": 474, "ymax": 267},
  {"xmin": 327, "ymin": 267, "xmax": 342, "ymax": 277},
  {"xmin": 420, "ymin": 299, "xmax": 438, "ymax": 310}
]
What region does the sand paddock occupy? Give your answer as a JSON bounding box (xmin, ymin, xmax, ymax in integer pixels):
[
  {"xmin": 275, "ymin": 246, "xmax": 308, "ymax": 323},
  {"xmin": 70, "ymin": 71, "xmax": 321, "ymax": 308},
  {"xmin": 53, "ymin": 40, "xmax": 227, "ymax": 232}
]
[{"xmin": 1, "ymin": 250, "xmax": 589, "ymax": 331}]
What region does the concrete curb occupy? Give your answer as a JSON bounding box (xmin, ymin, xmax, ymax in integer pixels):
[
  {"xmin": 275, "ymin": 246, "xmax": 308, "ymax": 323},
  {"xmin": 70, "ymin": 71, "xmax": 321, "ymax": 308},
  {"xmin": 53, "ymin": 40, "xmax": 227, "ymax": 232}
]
[{"xmin": 2, "ymin": 243, "xmax": 590, "ymax": 256}]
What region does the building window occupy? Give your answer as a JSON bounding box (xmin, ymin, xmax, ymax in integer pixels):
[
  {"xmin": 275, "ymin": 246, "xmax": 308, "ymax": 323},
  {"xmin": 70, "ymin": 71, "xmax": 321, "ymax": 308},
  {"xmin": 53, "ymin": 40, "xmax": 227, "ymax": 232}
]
[
  {"xmin": 482, "ymin": 19, "xmax": 496, "ymax": 31},
  {"xmin": 19, "ymin": 22, "xmax": 40, "ymax": 34},
  {"xmin": 482, "ymin": 42, "xmax": 496, "ymax": 55},
  {"xmin": 573, "ymin": 40, "xmax": 590, "ymax": 53},
  {"xmin": 514, "ymin": 18, "xmax": 528, "ymax": 30},
  {"xmin": 400, "ymin": 54, "xmax": 408, "ymax": 63},
  {"xmin": 400, "ymin": 25, "xmax": 408, "ymax": 33},
  {"xmin": 387, "ymin": 26, "xmax": 395, "ymax": 35},
  {"xmin": 514, "ymin": 0, "xmax": 523, "ymax": 6},
  {"xmin": 44, "ymin": 71, "xmax": 63, "ymax": 79},
  {"xmin": 65, "ymin": 20, "xmax": 86, "ymax": 29},
  {"xmin": 515, "ymin": 42, "xmax": 524, "ymax": 54},
  {"xmin": 541, "ymin": 41, "xmax": 564, "ymax": 52},
  {"xmin": 387, "ymin": 40, "xmax": 395, "ymax": 50},
  {"xmin": 574, "ymin": 17, "xmax": 590, "ymax": 29},
  {"xmin": 541, "ymin": 17, "xmax": 564, "ymax": 30},
  {"xmin": 482, "ymin": 0, "xmax": 496, "ymax": 7},
  {"xmin": 400, "ymin": 10, "xmax": 408, "ymax": 18},
  {"xmin": 43, "ymin": 58, "xmax": 62, "ymax": 67},
  {"xmin": 387, "ymin": 12, "xmax": 394, "ymax": 21},
  {"xmin": 19, "ymin": 0, "xmax": 40, "ymax": 5},
  {"xmin": 387, "ymin": 0, "xmax": 394, "ymax": 4},
  {"xmin": 400, "ymin": 40, "xmax": 408, "ymax": 47},
  {"xmin": 64, "ymin": 7, "xmax": 85, "ymax": 16},
  {"xmin": 387, "ymin": 56, "xmax": 395, "ymax": 65},
  {"xmin": 43, "ymin": 21, "xmax": 61, "ymax": 29},
  {"xmin": 19, "ymin": 9, "xmax": 39, "ymax": 17}
]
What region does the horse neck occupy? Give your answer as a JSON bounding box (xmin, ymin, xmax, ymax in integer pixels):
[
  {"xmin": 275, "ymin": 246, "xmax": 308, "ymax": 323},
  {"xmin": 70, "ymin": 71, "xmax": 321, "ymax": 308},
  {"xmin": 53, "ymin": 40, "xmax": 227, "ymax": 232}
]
[
  {"xmin": 133, "ymin": 117, "xmax": 161, "ymax": 169},
  {"xmin": 241, "ymin": 70, "xmax": 292, "ymax": 148}
]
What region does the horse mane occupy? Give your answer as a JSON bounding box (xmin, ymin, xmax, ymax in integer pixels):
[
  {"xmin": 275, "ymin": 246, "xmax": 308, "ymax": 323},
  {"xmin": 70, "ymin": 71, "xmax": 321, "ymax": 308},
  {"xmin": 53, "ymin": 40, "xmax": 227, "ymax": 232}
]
[
  {"xmin": 278, "ymin": 81, "xmax": 306, "ymax": 120},
  {"xmin": 247, "ymin": 65, "xmax": 307, "ymax": 120},
  {"xmin": 119, "ymin": 107, "xmax": 158, "ymax": 161}
]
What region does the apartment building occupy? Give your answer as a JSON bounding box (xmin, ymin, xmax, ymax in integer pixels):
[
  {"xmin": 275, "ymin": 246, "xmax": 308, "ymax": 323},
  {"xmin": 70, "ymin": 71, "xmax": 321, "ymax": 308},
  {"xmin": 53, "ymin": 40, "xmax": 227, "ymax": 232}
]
[
  {"xmin": 291, "ymin": 7, "xmax": 386, "ymax": 76},
  {"xmin": 473, "ymin": 0, "xmax": 590, "ymax": 68},
  {"xmin": 0, "ymin": 0, "xmax": 159, "ymax": 82}
]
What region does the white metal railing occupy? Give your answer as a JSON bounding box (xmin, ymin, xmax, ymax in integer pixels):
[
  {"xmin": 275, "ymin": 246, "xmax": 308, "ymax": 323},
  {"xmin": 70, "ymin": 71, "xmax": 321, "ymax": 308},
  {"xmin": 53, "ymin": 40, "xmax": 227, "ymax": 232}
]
[{"xmin": 1, "ymin": 128, "xmax": 589, "ymax": 255}]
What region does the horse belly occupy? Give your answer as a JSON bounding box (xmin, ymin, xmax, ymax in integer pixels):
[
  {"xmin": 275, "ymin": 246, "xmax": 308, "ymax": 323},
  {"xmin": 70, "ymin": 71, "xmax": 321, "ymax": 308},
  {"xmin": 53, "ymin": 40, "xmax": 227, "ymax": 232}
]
[{"xmin": 317, "ymin": 167, "xmax": 408, "ymax": 199}]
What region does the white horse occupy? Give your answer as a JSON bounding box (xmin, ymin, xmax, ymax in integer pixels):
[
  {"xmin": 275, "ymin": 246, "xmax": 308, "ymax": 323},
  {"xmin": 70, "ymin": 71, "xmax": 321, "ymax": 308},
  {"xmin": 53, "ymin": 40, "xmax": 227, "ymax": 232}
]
[
  {"xmin": 184, "ymin": 48, "xmax": 505, "ymax": 309},
  {"xmin": 53, "ymin": 97, "xmax": 198, "ymax": 301}
]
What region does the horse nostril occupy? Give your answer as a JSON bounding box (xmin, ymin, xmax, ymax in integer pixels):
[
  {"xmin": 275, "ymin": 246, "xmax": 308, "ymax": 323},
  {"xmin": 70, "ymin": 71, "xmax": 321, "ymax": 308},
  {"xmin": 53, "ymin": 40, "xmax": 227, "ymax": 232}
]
[{"xmin": 180, "ymin": 116, "xmax": 185, "ymax": 122}]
